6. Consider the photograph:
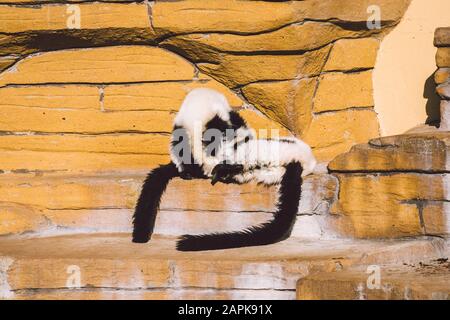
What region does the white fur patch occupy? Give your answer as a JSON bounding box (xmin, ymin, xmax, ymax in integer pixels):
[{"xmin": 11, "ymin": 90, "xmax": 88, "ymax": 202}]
[
  {"xmin": 174, "ymin": 88, "xmax": 231, "ymax": 130},
  {"xmin": 234, "ymin": 167, "xmax": 286, "ymax": 185},
  {"xmin": 223, "ymin": 137, "xmax": 317, "ymax": 181}
]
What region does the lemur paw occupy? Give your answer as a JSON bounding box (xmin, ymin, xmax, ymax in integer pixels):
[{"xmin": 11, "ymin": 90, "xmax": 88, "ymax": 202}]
[
  {"xmin": 211, "ymin": 163, "xmax": 244, "ymax": 185},
  {"xmin": 179, "ymin": 171, "xmax": 193, "ymax": 180}
]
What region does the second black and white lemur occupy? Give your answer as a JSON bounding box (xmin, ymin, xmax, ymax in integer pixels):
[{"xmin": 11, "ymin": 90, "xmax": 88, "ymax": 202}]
[{"xmin": 132, "ymin": 88, "xmax": 317, "ymax": 251}]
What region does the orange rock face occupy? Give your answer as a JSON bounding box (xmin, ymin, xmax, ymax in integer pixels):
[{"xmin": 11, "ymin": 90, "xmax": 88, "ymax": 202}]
[
  {"xmin": 437, "ymin": 48, "xmax": 450, "ymax": 68},
  {"xmin": 0, "ymin": 0, "xmax": 412, "ymax": 167},
  {"xmin": 330, "ymin": 173, "xmax": 447, "ymax": 238},
  {"xmin": 328, "ymin": 132, "xmax": 450, "ymax": 238},
  {"xmin": 329, "ymin": 133, "xmax": 450, "ymax": 173},
  {"xmin": 297, "ymin": 261, "xmax": 450, "ymax": 300},
  {"xmin": 0, "ymin": 0, "xmax": 422, "ymax": 247}
]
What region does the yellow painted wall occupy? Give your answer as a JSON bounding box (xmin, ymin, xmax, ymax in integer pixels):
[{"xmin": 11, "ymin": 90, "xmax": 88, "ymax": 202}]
[{"xmin": 374, "ymin": 0, "xmax": 450, "ymax": 136}]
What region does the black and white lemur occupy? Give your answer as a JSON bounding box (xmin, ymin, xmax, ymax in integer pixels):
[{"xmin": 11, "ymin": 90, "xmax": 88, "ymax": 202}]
[{"xmin": 132, "ymin": 88, "xmax": 317, "ymax": 251}]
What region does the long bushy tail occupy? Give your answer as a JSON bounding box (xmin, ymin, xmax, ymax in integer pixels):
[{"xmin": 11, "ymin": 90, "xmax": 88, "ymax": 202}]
[
  {"xmin": 176, "ymin": 162, "xmax": 303, "ymax": 251},
  {"xmin": 132, "ymin": 162, "xmax": 179, "ymax": 243}
]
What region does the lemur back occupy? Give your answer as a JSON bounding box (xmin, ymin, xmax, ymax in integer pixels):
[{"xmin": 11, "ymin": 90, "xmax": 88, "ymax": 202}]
[
  {"xmin": 174, "ymin": 88, "xmax": 231, "ymax": 132},
  {"xmin": 171, "ymin": 88, "xmax": 255, "ymax": 179}
]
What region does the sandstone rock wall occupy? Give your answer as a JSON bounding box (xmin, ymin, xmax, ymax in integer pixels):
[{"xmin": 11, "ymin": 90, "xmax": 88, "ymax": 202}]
[
  {"xmin": 328, "ymin": 133, "xmax": 450, "ymax": 238},
  {"xmin": 0, "ymin": 45, "xmax": 290, "ymax": 173},
  {"xmin": 156, "ymin": 0, "xmax": 411, "ymax": 161},
  {"xmin": 315, "ymin": 25, "xmax": 450, "ymax": 240},
  {"xmin": 0, "ymin": 0, "xmax": 411, "ymax": 165},
  {"xmin": 0, "ymin": 0, "xmax": 415, "ymax": 238}
]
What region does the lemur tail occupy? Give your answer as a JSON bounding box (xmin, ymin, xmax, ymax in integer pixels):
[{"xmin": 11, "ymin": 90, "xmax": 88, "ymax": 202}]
[
  {"xmin": 176, "ymin": 162, "xmax": 303, "ymax": 251},
  {"xmin": 132, "ymin": 162, "xmax": 179, "ymax": 243}
]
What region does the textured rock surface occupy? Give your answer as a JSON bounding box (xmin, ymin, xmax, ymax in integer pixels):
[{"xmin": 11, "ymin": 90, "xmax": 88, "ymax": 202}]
[
  {"xmin": 435, "ymin": 30, "xmax": 450, "ymax": 134},
  {"xmin": 163, "ymin": 22, "xmax": 362, "ymax": 54},
  {"xmin": 330, "ymin": 173, "xmax": 449, "ymax": 238},
  {"xmin": 0, "ymin": 171, "xmax": 335, "ymax": 237},
  {"xmin": 197, "ymin": 48, "xmax": 330, "ymax": 88},
  {"xmin": 437, "ymin": 83, "xmax": 450, "ymax": 100},
  {"xmin": 328, "ymin": 132, "xmax": 450, "ymax": 238},
  {"xmin": 0, "ymin": 203, "xmax": 48, "ymax": 235},
  {"xmin": 4, "ymin": 1, "xmax": 444, "ymax": 300},
  {"xmin": 102, "ymin": 80, "xmax": 244, "ymax": 111},
  {"xmin": 0, "ymin": 47, "xmax": 196, "ymax": 85},
  {"xmin": 441, "ymin": 101, "xmax": 450, "ymax": 131},
  {"xmin": 0, "ymin": 3, "xmax": 150, "ymax": 33},
  {"xmin": 0, "ymin": 57, "xmax": 16, "ymax": 73},
  {"xmin": 151, "ymin": 0, "xmax": 410, "ymax": 35},
  {"xmin": 314, "ymin": 71, "xmax": 374, "ymax": 112},
  {"xmin": 241, "ymin": 78, "xmax": 316, "ymax": 135},
  {"xmin": 435, "ymin": 28, "xmax": 450, "ymax": 47},
  {"xmin": 0, "ymin": 234, "xmax": 443, "ymax": 300},
  {"xmin": 435, "ymin": 28, "xmax": 450, "ymax": 130},
  {"xmin": 0, "ymin": 46, "xmax": 292, "ymax": 173},
  {"xmin": 0, "ymin": 3, "xmax": 156, "ymax": 61},
  {"xmin": 0, "ymin": 0, "xmax": 412, "ymax": 162},
  {"xmin": 297, "ymin": 259, "xmax": 450, "ymax": 300},
  {"xmin": 324, "ymin": 38, "xmax": 380, "ymax": 72},
  {"xmin": 329, "ymin": 133, "xmax": 450, "ymax": 172},
  {"xmin": 437, "ymin": 48, "xmax": 450, "ymax": 68},
  {"xmin": 303, "ymin": 109, "xmax": 380, "ymax": 161},
  {"xmin": 435, "ymin": 68, "xmax": 450, "ymax": 84}
]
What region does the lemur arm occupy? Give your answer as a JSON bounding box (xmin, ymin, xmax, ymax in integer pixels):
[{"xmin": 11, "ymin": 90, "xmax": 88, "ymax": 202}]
[{"xmin": 211, "ymin": 163, "xmax": 244, "ymax": 185}]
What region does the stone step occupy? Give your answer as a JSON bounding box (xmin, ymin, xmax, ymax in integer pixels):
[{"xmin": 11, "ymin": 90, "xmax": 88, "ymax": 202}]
[
  {"xmin": 2, "ymin": 134, "xmax": 449, "ymax": 241},
  {"xmin": 0, "ymin": 170, "xmax": 337, "ymax": 239},
  {"xmin": 0, "ymin": 234, "xmax": 445, "ymax": 300},
  {"xmin": 1, "ymin": 158, "xmax": 449, "ymax": 241},
  {"xmin": 11, "ymin": 288, "xmax": 294, "ymax": 300},
  {"xmin": 328, "ymin": 132, "xmax": 450, "ymax": 239},
  {"xmin": 297, "ymin": 257, "xmax": 450, "ymax": 300}
]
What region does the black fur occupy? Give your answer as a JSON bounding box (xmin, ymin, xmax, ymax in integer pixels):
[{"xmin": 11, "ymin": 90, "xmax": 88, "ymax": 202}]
[
  {"xmin": 229, "ymin": 111, "xmax": 247, "ymax": 130},
  {"xmin": 211, "ymin": 163, "xmax": 244, "ymax": 185},
  {"xmin": 176, "ymin": 162, "xmax": 303, "ymax": 251},
  {"xmin": 204, "ymin": 115, "xmax": 229, "ymax": 133},
  {"xmin": 203, "ymin": 113, "xmax": 249, "ymax": 158},
  {"xmin": 132, "ymin": 161, "xmax": 208, "ymax": 243},
  {"xmin": 202, "ymin": 115, "xmax": 229, "ymax": 158},
  {"xmin": 132, "ymin": 162, "xmax": 179, "ymax": 243},
  {"xmin": 171, "ymin": 125, "xmax": 201, "ymax": 179}
]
